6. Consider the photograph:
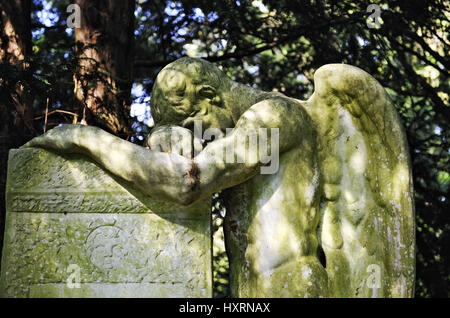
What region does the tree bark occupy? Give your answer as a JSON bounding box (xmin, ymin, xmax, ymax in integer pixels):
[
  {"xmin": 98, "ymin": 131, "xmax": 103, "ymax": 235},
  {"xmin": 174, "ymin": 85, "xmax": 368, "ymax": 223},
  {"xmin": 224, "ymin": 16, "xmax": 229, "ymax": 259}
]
[
  {"xmin": 0, "ymin": 0, "xmax": 34, "ymax": 266},
  {"xmin": 73, "ymin": 0, "xmax": 135, "ymax": 138}
]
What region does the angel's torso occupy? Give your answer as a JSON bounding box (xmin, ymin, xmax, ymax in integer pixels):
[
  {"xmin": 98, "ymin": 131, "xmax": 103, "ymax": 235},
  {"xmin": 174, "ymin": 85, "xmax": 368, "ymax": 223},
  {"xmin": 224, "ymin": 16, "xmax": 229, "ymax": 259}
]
[{"xmin": 224, "ymin": 136, "xmax": 329, "ymax": 297}]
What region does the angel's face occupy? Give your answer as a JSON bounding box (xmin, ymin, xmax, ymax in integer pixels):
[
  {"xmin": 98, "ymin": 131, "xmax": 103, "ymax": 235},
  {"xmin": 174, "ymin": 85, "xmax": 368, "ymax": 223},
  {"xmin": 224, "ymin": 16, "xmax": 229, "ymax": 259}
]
[
  {"xmin": 151, "ymin": 69, "xmax": 195, "ymax": 125},
  {"xmin": 152, "ymin": 69, "xmax": 234, "ymax": 133}
]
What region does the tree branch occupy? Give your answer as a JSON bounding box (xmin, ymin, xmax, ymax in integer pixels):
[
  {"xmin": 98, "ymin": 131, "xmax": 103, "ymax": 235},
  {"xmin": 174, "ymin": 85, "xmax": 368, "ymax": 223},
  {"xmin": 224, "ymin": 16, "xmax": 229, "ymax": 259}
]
[{"xmin": 133, "ymin": 14, "xmax": 364, "ymax": 69}]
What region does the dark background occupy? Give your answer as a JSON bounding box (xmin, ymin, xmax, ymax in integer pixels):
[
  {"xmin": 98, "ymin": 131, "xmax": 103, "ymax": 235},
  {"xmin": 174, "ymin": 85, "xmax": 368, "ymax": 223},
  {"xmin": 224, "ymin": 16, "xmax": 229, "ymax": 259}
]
[{"xmin": 0, "ymin": 0, "xmax": 448, "ymax": 297}]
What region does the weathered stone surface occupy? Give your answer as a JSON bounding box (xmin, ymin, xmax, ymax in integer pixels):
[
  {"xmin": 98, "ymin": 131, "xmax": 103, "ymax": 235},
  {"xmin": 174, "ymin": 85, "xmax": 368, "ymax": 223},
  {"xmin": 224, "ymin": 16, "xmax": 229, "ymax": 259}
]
[
  {"xmin": 0, "ymin": 148, "xmax": 212, "ymax": 298},
  {"xmin": 18, "ymin": 58, "xmax": 415, "ymax": 297},
  {"xmin": 305, "ymin": 64, "xmax": 416, "ymax": 297},
  {"xmin": 221, "ymin": 63, "xmax": 415, "ymax": 297}
]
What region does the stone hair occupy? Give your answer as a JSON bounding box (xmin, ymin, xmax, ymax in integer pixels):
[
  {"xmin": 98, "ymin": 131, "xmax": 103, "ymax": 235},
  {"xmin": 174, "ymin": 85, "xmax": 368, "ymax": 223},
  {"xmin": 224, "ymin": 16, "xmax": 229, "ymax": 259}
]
[{"xmin": 150, "ymin": 57, "xmax": 229, "ymax": 124}]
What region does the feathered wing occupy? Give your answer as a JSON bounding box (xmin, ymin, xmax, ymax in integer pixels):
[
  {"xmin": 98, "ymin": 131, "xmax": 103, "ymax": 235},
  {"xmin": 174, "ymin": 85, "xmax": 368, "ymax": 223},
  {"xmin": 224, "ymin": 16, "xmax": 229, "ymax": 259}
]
[{"xmin": 303, "ymin": 64, "xmax": 415, "ymax": 297}]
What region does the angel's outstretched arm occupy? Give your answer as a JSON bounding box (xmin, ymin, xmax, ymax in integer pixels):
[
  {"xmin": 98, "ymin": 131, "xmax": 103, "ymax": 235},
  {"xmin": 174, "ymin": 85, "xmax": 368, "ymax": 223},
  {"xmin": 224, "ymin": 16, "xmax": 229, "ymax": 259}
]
[
  {"xmin": 22, "ymin": 96, "xmax": 313, "ymax": 205},
  {"xmin": 23, "ymin": 124, "xmax": 196, "ymax": 205}
]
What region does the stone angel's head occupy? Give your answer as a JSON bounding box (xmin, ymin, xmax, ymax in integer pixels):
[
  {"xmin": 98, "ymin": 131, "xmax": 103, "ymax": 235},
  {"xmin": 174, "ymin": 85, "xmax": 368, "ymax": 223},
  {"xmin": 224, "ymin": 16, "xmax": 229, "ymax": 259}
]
[{"xmin": 150, "ymin": 57, "xmax": 235, "ymax": 132}]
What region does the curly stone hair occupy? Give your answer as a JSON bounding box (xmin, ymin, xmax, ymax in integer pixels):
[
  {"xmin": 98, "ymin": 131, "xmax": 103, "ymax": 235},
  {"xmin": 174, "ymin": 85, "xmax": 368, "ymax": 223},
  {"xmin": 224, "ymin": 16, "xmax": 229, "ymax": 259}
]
[{"xmin": 150, "ymin": 57, "xmax": 230, "ymax": 125}]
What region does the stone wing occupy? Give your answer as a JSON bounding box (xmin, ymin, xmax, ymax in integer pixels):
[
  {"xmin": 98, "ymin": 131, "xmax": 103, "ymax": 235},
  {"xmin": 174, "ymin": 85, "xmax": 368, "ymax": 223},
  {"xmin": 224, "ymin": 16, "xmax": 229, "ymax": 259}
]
[{"xmin": 304, "ymin": 64, "xmax": 415, "ymax": 297}]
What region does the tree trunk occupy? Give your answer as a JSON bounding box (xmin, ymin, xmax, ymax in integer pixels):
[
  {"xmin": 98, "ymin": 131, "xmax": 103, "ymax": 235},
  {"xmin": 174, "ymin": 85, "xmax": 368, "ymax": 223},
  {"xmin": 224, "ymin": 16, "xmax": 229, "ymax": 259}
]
[
  {"xmin": 74, "ymin": 0, "xmax": 135, "ymax": 138},
  {"xmin": 0, "ymin": 0, "xmax": 34, "ymax": 265}
]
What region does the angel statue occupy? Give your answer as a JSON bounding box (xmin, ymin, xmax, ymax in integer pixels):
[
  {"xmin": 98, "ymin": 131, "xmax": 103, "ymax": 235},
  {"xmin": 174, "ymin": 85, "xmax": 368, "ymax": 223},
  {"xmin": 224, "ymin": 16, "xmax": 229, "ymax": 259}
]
[{"xmin": 23, "ymin": 57, "xmax": 415, "ymax": 297}]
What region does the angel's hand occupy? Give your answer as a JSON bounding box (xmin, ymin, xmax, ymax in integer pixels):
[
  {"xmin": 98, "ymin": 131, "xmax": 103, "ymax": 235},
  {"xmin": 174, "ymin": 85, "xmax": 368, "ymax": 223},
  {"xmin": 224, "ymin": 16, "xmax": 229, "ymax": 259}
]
[
  {"xmin": 145, "ymin": 125, "xmax": 201, "ymax": 159},
  {"xmin": 21, "ymin": 124, "xmax": 82, "ymax": 152}
]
